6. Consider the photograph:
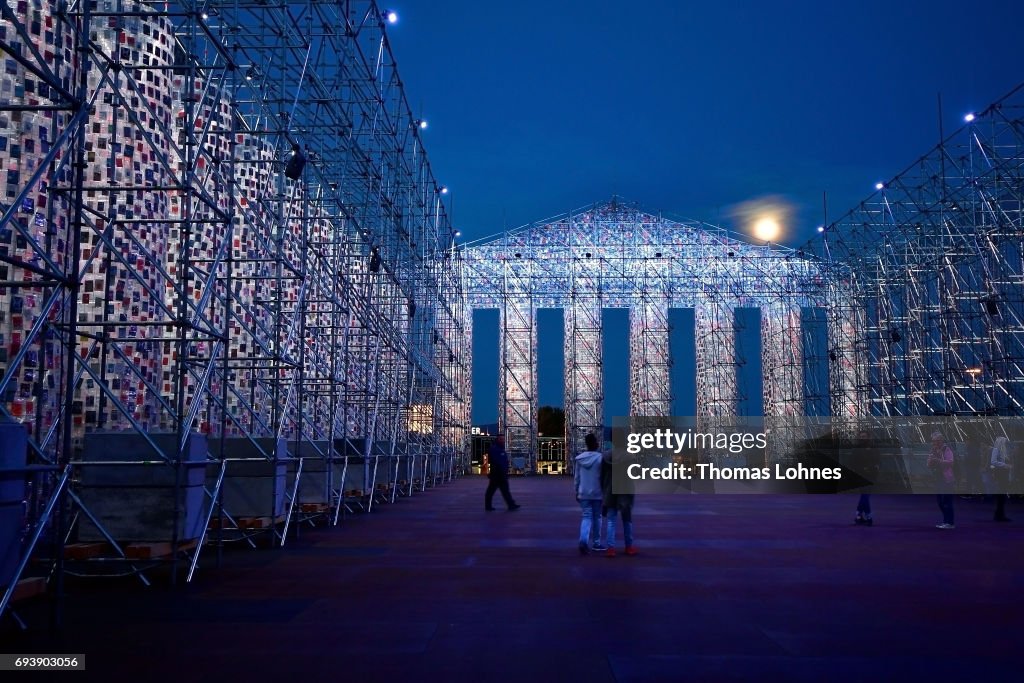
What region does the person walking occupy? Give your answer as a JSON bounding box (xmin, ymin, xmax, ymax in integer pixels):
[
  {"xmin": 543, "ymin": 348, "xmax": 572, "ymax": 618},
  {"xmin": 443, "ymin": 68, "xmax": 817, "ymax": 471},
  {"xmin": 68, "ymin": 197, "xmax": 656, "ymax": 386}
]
[
  {"xmin": 928, "ymin": 431, "xmax": 956, "ymax": 529},
  {"xmin": 574, "ymin": 433, "xmax": 603, "ymax": 555},
  {"xmin": 990, "ymin": 435, "xmax": 1013, "ymax": 522},
  {"xmin": 854, "ymin": 429, "xmax": 876, "ymax": 526},
  {"xmin": 602, "ymin": 447, "xmax": 637, "ymax": 557},
  {"xmin": 590, "ymin": 439, "xmax": 617, "ymax": 552},
  {"xmin": 484, "ymin": 435, "xmax": 520, "ymax": 511}
]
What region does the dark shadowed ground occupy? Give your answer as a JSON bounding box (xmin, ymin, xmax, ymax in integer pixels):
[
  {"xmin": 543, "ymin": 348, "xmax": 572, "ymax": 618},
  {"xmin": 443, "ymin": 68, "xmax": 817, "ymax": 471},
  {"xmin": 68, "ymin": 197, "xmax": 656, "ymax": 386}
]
[{"xmin": 5, "ymin": 475, "xmax": 1023, "ymax": 682}]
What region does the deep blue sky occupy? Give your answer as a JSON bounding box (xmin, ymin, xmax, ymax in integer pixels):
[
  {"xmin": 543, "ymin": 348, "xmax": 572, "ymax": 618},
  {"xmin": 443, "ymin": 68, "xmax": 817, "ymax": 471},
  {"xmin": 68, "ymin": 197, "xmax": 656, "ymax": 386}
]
[{"xmin": 386, "ymin": 0, "xmax": 1024, "ymax": 425}]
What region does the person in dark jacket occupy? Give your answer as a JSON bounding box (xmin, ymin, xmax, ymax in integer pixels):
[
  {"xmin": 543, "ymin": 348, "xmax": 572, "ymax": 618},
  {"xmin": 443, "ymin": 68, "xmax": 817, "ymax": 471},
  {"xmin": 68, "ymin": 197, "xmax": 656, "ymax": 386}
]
[
  {"xmin": 854, "ymin": 430, "xmax": 876, "ymax": 526},
  {"xmin": 485, "ymin": 435, "xmax": 520, "ymax": 511},
  {"xmin": 990, "ymin": 436, "xmax": 1012, "ymax": 522},
  {"xmin": 601, "ymin": 447, "xmax": 636, "ymax": 557},
  {"xmin": 928, "ymin": 431, "xmax": 956, "ymax": 529}
]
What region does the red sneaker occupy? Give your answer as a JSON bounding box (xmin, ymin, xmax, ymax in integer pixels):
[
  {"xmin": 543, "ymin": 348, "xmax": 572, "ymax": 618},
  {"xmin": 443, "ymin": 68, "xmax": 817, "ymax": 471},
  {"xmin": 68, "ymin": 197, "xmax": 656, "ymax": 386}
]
[
  {"xmin": 605, "ymin": 547, "xmax": 616, "ymax": 557},
  {"xmin": 625, "ymin": 545, "xmax": 638, "ymax": 556}
]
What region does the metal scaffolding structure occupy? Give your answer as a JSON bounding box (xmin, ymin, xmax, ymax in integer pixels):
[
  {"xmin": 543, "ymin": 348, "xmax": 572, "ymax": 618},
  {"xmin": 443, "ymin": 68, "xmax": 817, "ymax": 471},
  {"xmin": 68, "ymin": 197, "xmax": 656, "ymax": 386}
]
[
  {"xmin": 1, "ymin": 0, "xmax": 469, "ymax": 617},
  {"xmin": 464, "ymin": 200, "xmax": 825, "ymax": 467},
  {"xmin": 2, "ymin": 0, "xmax": 1020, "ymax": 632},
  {"xmin": 464, "ymin": 82, "xmax": 1024, "ymax": 466},
  {"xmin": 814, "ymin": 82, "xmax": 1024, "ymax": 420}
]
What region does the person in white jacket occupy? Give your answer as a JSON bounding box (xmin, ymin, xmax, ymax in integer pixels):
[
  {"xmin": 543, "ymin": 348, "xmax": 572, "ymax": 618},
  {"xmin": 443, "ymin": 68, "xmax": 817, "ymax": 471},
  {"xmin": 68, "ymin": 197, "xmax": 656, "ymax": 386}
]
[{"xmin": 574, "ymin": 433, "xmax": 604, "ymax": 555}]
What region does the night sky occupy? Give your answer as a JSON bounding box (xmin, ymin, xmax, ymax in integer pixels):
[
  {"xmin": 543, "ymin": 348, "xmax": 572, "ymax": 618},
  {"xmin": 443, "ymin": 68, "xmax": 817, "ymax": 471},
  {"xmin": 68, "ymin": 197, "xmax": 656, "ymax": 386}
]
[{"xmin": 386, "ymin": 0, "xmax": 1024, "ymax": 426}]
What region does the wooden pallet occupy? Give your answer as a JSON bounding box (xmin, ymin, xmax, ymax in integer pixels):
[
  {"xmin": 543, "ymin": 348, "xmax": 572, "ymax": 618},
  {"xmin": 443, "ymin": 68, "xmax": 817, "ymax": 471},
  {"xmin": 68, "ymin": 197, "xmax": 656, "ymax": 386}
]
[
  {"xmin": 122, "ymin": 539, "xmax": 198, "ymax": 560},
  {"xmin": 63, "ymin": 539, "xmax": 200, "ymax": 561},
  {"xmin": 208, "ymin": 515, "xmax": 285, "ymax": 530},
  {"xmin": 236, "ymin": 515, "xmax": 286, "ymax": 529},
  {"xmin": 207, "ymin": 517, "xmax": 235, "ymax": 530},
  {"xmin": 11, "ymin": 576, "xmax": 47, "ymax": 602},
  {"xmin": 299, "ymin": 503, "xmax": 329, "ymax": 514},
  {"xmin": 64, "ymin": 542, "xmax": 108, "ymax": 560}
]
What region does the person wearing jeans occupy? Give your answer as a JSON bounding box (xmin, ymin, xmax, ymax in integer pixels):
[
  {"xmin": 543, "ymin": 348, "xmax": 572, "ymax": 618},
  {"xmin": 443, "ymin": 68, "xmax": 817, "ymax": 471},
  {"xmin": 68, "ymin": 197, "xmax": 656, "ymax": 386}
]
[
  {"xmin": 928, "ymin": 431, "xmax": 956, "ymax": 529},
  {"xmin": 990, "ymin": 436, "xmax": 1013, "ymax": 522},
  {"xmin": 605, "ymin": 498, "xmax": 635, "ymax": 556},
  {"xmin": 602, "ymin": 448, "xmax": 636, "ymax": 556},
  {"xmin": 936, "ymin": 493, "xmax": 955, "ymax": 527},
  {"xmin": 574, "ymin": 433, "xmax": 604, "ymax": 554},
  {"xmin": 854, "ymin": 430, "xmax": 876, "ymax": 526}
]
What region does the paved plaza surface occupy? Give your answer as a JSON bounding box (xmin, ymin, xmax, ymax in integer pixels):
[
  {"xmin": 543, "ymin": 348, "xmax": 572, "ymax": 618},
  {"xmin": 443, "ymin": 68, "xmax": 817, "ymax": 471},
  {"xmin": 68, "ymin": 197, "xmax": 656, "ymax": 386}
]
[{"xmin": 6, "ymin": 475, "xmax": 1023, "ymax": 682}]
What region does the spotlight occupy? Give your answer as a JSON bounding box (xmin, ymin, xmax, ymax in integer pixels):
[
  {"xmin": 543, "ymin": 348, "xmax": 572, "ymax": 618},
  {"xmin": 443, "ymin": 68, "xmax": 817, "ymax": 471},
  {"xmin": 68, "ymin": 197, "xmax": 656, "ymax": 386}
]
[
  {"xmin": 201, "ymin": 12, "xmax": 209, "ymax": 20},
  {"xmin": 284, "ymin": 146, "xmax": 306, "ymax": 180},
  {"xmin": 875, "ymin": 182, "xmax": 884, "ymax": 191},
  {"xmin": 384, "ymin": 9, "xmax": 398, "ymax": 24},
  {"xmin": 964, "ymin": 113, "xmax": 975, "ymax": 122},
  {"xmin": 415, "ymin": 119, "xmax": 428, "ymax": 130},
  {"xmin": 454, "ymin": 230, "xmax": 462, "ymax": 238},
  {"xmin": 439, "ymin": 185, "xmax": 448, "ymax": 195},
  {"xmin": 817, "ymin": 226, "xmax": 825, "ymax": 233}
]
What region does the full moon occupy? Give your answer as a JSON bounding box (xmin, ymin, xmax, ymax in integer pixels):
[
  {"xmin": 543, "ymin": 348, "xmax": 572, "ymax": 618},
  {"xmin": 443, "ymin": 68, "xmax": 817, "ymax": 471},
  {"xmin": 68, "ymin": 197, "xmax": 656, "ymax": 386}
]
[{"xmin": 753, "ymin": 217, "xmax": 781, "ymax": 242}]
